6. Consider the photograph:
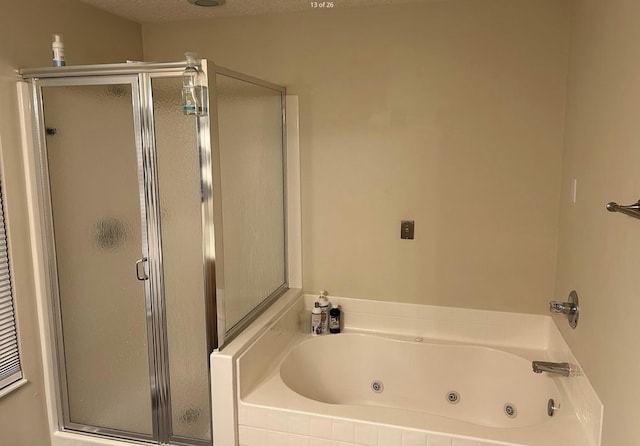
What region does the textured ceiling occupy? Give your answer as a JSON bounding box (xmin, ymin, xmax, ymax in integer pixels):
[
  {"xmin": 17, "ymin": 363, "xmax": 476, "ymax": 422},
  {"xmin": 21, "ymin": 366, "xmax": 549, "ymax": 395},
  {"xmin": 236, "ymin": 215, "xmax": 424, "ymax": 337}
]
[{"xmin": 79, "ymin": 0, "xmax": 435, "ymax": 24}]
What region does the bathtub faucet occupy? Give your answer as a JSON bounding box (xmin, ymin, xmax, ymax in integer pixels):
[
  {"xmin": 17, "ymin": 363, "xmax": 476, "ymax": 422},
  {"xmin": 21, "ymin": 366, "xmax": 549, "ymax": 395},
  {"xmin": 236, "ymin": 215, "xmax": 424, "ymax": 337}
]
[{"xmin": 532, "ymin": 361, "xmax": 571, "ymax": 377}]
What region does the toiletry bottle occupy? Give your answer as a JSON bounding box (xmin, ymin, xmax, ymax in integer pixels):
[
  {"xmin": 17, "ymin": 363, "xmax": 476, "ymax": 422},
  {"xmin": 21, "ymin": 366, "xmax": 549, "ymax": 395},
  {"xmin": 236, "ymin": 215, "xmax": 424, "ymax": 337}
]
[
  {"xmin": 52, "ymin": 34, "xmax": 65, "ymax": 67},
  {"xmin": 311, "ymin": 302, "xmax": 322, "ymax": 336},
  {"xmin": 329, "ymin": 304, "xmax": 341, "ymax": 334},
  {"xmin": 318, "ymin": 291, "xmax": 330, "ymax": 334},
  {"xmin": 182, "ymin": 52, "xmax": 206, "ymax": 115}
]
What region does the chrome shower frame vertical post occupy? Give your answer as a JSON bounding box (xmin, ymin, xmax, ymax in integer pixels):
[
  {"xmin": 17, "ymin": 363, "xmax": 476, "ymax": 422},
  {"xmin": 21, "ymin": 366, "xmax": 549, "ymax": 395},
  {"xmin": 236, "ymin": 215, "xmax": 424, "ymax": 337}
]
[
  {"xmin": 194, "ymin": 60, "xmax": 221, "ymax": 356},
  {"xmin": 29, "ymin": 77, "xmax": 68, "ymax": 439},
  {"xmin": 204, "ymin": 64, "xmax": 227, "ymax": 349},
  {"xmin": 138, "ymin": 71, "xmax": 172, "ymax": 443}
]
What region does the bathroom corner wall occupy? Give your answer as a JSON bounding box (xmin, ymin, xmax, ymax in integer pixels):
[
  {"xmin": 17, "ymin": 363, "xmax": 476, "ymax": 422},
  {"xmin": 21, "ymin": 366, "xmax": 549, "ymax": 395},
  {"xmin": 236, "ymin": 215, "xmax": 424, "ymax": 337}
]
[
  {"xmin": 554, "ymin": 1, "xmax": 640, "ymax": 444},
  {"xmin": 0, "ymin": 2, "xmax": 142, "ymax": 445},
  {"xmin": 143, "ymin": 0, "xmax": 571, "ymax": 314}
]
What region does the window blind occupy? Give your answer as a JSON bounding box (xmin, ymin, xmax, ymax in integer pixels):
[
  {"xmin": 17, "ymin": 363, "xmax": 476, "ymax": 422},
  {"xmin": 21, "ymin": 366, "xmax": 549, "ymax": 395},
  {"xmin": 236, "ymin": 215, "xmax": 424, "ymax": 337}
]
[{"xmin": 0, "ymin": 179, "xmax": 21, "ymax": 390}]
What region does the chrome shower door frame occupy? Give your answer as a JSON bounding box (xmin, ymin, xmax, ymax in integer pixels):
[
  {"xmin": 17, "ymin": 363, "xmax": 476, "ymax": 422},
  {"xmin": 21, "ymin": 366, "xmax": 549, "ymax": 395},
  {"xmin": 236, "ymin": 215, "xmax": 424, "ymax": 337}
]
[
  {"xmin": 26, "ymin": 63, "xmax": 218, "ymax": 446},
  {"xmin": 30, "ymin": 74, "xmax": 158, "ymax": 444}
]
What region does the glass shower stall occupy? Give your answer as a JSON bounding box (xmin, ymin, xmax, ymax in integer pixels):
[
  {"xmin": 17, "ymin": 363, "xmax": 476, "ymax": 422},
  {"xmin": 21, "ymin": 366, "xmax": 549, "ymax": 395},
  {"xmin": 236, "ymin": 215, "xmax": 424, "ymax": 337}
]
[{"xmin": 21, "ymin": 60, "xmax": 287, "ymax": 445}]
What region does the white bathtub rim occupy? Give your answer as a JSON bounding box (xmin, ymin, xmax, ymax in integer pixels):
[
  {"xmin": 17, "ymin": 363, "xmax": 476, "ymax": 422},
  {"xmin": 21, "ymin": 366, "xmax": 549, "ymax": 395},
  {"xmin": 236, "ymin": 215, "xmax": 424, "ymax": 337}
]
[
  {"xmin": 289, "ymin": 329, "xmax": 561, "ymax": 364},
  {"xmin": 302, "ymin": 294, "xmax": 554, "ymax": 351}
]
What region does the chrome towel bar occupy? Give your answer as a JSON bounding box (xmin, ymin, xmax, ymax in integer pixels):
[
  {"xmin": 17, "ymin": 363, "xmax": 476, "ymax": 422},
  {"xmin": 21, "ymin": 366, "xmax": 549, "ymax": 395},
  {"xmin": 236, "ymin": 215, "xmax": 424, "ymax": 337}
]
[{"xmin": 606, "ymin": 200, "xmax": 640, "ymax": 220}]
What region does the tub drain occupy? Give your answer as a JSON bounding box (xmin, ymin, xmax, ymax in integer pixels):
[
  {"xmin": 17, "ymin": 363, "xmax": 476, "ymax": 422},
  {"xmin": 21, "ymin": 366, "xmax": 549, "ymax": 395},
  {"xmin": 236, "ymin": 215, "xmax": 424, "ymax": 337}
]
[
  {"xmin": 371, "ymin": 380, "xmax": 384, "ymax": 393},
  {"xmin": 446, "ymin": 391, "xmax": 460, "ymax": 404},
  {"xmin": 504, "ymin": 403, "xmax": 517, "ymax": 418}
]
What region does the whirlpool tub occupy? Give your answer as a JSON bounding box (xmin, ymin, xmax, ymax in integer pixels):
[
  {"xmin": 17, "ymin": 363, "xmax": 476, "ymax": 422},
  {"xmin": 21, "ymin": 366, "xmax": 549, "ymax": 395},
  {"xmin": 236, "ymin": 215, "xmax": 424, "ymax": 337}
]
[
  {"xmin": 234, "ymin": 296, "xmax": 598, "ymax": 446},
  {"xmin": 280, "ymin": 334, "xmax": 559, "ymax": 429}
]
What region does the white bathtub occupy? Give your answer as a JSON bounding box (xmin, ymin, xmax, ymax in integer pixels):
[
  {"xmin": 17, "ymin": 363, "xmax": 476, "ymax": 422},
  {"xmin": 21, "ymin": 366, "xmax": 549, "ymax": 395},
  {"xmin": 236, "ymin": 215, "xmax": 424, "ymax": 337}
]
[
  {"xmin": 230, "ymin": 295, "xmax": 600, "ymax": 446},
  {"xmin": 280, "ymin": 334, "xmax": 559, "ymax": 429}
]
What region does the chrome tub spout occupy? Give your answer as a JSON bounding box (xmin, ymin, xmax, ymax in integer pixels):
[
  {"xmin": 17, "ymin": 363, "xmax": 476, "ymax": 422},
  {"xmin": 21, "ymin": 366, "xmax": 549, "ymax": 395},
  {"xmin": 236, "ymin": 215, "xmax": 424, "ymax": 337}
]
[{"xmin": 532, "ymin": 361, "xmax": 571, "ymax": 377}]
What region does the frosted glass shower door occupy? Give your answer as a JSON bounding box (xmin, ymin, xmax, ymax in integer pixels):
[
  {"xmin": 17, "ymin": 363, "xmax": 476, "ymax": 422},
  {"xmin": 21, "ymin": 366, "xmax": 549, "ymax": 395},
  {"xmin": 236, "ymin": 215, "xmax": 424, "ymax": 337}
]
[{"xmin": 41, "ymin": 82, "xmax": 154, "ymax": 437}]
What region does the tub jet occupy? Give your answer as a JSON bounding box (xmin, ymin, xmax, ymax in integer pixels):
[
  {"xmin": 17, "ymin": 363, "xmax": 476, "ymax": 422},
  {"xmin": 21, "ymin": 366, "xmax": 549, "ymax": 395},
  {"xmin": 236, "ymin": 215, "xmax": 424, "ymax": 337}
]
[
  {"xmin": 371, "ymin": 380, "xmax": 384, "ymax": 393},
  {"xmin": 504, "ymin": 403, "xmax": 518, "ymax": 418},
  {"xmin": 446, "ymin": 391, "xmax": 460, "ymax": 404}
]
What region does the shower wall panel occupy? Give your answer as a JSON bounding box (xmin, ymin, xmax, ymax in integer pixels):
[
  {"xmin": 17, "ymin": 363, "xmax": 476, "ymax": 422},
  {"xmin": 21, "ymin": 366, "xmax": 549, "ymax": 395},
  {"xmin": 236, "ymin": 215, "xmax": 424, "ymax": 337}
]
[
  {"xmin": 152, "ymin": 76, "xmax": 211, "ymax": 442},
  {"xmin": 216, "ymin": 74, "xmax": 286, "ymax": 330}
]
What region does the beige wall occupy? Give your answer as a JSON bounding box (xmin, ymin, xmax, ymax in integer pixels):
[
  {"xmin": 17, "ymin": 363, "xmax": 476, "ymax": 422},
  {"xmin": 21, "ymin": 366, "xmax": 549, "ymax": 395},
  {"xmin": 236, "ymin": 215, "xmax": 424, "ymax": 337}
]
[
  {"xmin": 144, "ymin": 0, "xmax": 571, "ymax": 313},
  {"xmin": 0, "ymin": 1, "xmax": 142, "ymax": 444},
  {"xmin": 554, "ymin": 1, "xmax": 640, "ymax": 444},
  {"xmin": 3, "ymin": 1, "xmax": 636, "ymax": 444}
]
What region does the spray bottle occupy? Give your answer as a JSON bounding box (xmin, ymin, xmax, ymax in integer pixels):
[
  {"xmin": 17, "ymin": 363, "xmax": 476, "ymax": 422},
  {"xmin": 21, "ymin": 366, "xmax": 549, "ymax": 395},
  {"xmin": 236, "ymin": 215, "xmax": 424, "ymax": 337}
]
[
  {"xmin": 182, "ymin": 52, "xmax": 206, "ymax": 115},
  {"xmin": 311, "ymin": 302, "xmax": 322, "ymax": 336},
  {"xmin": 52, "ymin": 34, "xmax": 65, "ymax": 67},
  {"xmin": 317, "ymin": 290, "xmax": 330, "ymax": 334},
  {"xmin": 329, "ymin": 304, "xmax": 341, "ymax": 334}
]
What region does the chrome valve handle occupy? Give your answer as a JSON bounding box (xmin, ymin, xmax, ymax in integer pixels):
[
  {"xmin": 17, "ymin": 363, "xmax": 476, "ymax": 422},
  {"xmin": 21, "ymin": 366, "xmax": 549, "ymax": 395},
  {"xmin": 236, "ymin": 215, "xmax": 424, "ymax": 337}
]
[
  {"xmin": 549, "ymin": 290, "xmax": 579, "ymax": 329},
  {"xmin": 549, "ymin": 301, "xmax": 575, "ymax": 315}
]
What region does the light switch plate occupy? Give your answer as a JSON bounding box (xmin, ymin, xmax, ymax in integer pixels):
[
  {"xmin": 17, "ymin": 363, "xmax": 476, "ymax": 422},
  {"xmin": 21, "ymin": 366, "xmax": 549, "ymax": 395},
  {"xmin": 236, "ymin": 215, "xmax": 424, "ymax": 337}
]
[{"xmin": 401, "ymin": 220, "xmax": 414, "ymax": 239}]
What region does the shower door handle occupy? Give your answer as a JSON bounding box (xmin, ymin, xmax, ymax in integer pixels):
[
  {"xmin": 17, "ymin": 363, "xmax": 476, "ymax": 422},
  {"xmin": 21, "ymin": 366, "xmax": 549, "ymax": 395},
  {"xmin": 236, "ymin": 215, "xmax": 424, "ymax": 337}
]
[{"xmin": 135, "ymin": 257, "xmax": 148, "ymax": 281}]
